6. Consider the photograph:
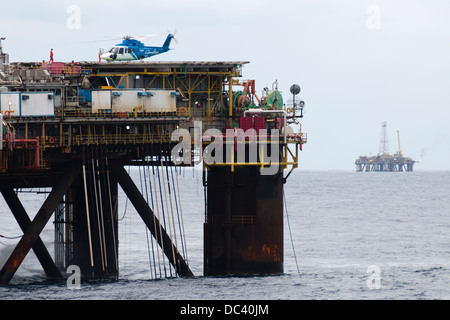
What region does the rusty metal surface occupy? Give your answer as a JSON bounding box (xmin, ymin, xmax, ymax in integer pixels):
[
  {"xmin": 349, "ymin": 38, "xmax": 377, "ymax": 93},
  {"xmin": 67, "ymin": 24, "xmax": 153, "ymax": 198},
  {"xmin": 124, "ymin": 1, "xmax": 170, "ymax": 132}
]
[{"xmin": 204, "ymin": 166, "xmax": 284, "ymax": 276}]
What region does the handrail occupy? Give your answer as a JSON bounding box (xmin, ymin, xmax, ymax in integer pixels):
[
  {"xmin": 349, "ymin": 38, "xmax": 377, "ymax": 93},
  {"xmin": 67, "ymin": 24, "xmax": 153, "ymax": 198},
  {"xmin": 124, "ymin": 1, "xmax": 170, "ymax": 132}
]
[
  {"xmin": 73, "ymin": 133, "xmax": 172, "ymax": 146},
  {"xmin": 55, "ymin": 107, "xmax": 185, "ymax": 119}
]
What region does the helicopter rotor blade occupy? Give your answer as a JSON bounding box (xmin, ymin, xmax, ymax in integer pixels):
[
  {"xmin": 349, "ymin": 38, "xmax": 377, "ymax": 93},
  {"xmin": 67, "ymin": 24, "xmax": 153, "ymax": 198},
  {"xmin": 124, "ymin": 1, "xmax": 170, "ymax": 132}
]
[
  {"xmin": 81, "ymin": 36, "xmax": 123, "ymax": 44},
  {"xmin": 82, "ymin": 33, "xmax": 159, "ymax": 44},
  {"xmin": 131, "ymin": 33, "xmax": 164, "ymax": 41},
  {"xmin": 82, "ymin": 32, "xmax": 175, "ymax": 46}
]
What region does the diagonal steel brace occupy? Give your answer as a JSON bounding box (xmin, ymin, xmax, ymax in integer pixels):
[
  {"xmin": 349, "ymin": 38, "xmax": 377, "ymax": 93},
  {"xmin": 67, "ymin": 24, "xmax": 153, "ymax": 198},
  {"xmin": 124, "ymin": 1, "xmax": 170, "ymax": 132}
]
[
  {"xmin": 1, "ymin": 188, "xmax": 62, "ymax": 280},
  {"xmin": 0, "ymin": 164, "xmax": 80, "ymax": 285}
]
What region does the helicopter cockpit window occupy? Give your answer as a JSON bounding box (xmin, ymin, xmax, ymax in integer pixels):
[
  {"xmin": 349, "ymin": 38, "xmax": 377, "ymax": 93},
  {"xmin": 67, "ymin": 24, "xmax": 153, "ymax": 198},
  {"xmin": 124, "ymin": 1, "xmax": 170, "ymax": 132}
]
[
  {"xmin": 107, "ymin": 47, "xmax": 118, "ymax": 54},
  {"xmin": 119, "ymin": 48, "xmax": 124, "ymax": 54}
]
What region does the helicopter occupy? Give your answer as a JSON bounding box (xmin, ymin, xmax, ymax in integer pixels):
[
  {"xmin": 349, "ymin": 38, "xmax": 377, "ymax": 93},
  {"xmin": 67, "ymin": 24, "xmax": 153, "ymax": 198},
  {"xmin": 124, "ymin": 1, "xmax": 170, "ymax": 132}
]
[{"xmin": 99, "ymin": 33, "xmax": 175, "ymax": 62}]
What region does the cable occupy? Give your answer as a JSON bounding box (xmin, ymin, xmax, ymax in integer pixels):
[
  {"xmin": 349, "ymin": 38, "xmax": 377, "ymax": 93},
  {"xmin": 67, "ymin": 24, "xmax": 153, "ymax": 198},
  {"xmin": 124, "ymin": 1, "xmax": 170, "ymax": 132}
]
[
  {"xmin": 0, "ymin": 234, "xmax": 23, "ymax": 239},
  {"xmin": 119, "ymin": 165, "xmax": 131, "ymax": 221},
  {"xmin": 283, "ymin": 190, "xmax": 300, "ymax": 276},
  {"xmin": 161, "ymin": 159, "xmax": 177, "ymax": 276},
  {"xmin": 140, "ymin": 162, "xmax": 157, "ymax": 280},
  {"xmin": 171, "ymin": 165, "xmax": 188, "ymax": 264},
  {"xmin": 92, "ymin": 154, "xmax": 106, "ymax": 275},
  {"xmin": 153, "ymin": 164, "xmax": 167, "ymax": 278},
  {"xmin": 105, "ymin": 156, "xmax": 119, "ymax": 280},
  {"xmin": 148, "ymin": 163, "xmax": 162, "ymax": 279},
  {"xmin": 82, "ymin": 151, "xmax": 95, "ymax": 278},
  {"xmin": 165, "ymin": 161, "xmax": 179, "ymax": 268},
  {"xmin": 146, "ymin": 161, "xmax": 161, "ymax": 279},
  {"xmin": 95, "ymin": 156, "xmax": 108, "ymax": 274}
]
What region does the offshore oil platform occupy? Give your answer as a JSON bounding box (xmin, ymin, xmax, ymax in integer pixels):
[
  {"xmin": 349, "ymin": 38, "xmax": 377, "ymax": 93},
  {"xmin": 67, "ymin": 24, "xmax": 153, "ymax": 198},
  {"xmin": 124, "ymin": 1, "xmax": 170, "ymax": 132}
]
[
  {"xmin": 355, "ymin": 122, "xmax": 416, "ymax": 172},
  {"xmin": 0, "ymin": 42, "xmax": 307, "ymax": 284}
]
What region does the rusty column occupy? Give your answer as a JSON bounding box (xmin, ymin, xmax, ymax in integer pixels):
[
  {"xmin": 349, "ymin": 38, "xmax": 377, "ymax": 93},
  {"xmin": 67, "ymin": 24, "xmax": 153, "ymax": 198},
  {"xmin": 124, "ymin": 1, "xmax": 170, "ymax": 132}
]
[{"xmin": 204, "ymin": 165, "xmax": 284, "ymax": 276}]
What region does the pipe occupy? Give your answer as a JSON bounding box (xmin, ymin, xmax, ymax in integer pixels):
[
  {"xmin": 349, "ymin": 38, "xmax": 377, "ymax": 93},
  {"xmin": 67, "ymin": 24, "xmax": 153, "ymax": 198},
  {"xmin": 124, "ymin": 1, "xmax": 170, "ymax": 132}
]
[
  {"xmin": 105, "ymin": 157, "xmax": 118, "ymax": 279},
  {"xmin": 95, "ymin": 155, "xmax": 108, "ymax": 274},
  {"xmin": 228, "ymin": 77, "xmax": 233, "ymax": 128},
  {"xmin": 91, "ymin": 153, "xmax": 105, "ymax": 274},
  {"xmin": 110, "ymin": 161, "xmax": 194, "ymax": 277},
  {"xmin": 160, "ymin": 159, "xmax": 177, "ymax": 274},
  {"xmin": 82, "ymin": 147, "xmax": 95, "ymax": 278},
  {"xmin": 151, "ymin": 164, "xmax": 167, "ymax": 277},
  {"xmin": 173, "ymin": 166, "xmax": 188, "ymax": 265},
  {"xmin": 0, "ymin": 114, "xmax": 2, "ymax": 151}
]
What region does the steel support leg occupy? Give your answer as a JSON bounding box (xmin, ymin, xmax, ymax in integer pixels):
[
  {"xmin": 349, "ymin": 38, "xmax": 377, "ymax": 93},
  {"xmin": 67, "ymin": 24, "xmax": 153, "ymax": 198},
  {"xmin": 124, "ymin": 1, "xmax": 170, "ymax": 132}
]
[{"xmin": 0, "ymin": 164, "xmax": 80, "ymax": 285}]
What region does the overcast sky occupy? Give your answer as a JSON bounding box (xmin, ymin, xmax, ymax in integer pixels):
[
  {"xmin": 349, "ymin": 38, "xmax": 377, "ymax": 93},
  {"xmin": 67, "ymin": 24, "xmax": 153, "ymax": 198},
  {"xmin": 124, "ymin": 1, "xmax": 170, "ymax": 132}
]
[{"xmin": 1, "ymin": 0, "xmax": 449, "ymax": 170}]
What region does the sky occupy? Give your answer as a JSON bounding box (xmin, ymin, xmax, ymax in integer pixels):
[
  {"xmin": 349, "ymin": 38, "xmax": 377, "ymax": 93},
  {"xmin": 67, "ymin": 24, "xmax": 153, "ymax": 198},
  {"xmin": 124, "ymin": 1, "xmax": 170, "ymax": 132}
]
[{"xmin": 1, "ymin": 0, "xmax": 450, "ymax": 170}]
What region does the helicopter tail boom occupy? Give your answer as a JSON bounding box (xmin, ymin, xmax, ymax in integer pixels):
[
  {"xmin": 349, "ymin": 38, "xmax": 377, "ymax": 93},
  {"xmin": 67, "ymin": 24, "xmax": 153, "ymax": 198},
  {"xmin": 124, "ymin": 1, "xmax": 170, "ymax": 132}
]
[{"xmin": 162, "ymin": 34, "xmax": 174, "ymax": 50}]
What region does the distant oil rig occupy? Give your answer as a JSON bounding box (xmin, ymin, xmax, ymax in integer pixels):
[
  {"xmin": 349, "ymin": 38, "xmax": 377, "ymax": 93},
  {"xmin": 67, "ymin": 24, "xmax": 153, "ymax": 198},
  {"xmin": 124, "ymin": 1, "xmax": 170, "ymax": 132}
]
[{"xmin": 355, "ymin": 122, "xmax": 416, "ymax": 172}]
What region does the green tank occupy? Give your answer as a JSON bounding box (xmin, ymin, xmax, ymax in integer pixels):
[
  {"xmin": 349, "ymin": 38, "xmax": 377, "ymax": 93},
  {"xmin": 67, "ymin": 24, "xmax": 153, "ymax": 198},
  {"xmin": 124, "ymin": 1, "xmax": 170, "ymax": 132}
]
[
  {"xmin": 262, "ymin": 90, "xmax": 283, "ymax": 110},
  {"xmin": 232, "ymin": 91, "xmax": 257, "ymax": 109}
]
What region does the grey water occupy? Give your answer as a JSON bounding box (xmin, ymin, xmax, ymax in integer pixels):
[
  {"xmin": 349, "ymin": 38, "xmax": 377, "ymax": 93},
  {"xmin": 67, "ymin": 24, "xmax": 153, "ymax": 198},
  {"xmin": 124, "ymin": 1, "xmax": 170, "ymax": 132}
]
[{"xmin": 0, "ymin": 169, "xmax": 449, "ymax": 300}]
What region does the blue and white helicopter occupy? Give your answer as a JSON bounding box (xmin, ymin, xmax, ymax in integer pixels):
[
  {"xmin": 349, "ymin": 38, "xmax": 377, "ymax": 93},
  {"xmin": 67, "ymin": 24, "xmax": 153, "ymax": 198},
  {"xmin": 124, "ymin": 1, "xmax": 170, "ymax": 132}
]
[{"xmin": 100, "ymin": 33, "xmax": 176, "ymax": 62}]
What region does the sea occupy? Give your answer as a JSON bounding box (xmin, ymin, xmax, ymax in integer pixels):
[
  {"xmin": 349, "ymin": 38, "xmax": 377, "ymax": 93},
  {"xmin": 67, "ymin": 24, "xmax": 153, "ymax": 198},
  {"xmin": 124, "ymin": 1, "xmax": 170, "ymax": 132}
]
[{"xmin": 0, "ymin": 169, "xmax": 449, "ymax": 302}]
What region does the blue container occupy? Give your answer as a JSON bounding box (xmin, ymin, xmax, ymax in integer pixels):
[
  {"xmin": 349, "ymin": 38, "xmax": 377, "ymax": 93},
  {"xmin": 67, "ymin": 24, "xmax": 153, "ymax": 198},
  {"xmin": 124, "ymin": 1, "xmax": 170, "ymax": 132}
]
[{"xmin": 79, "ymin": 89, "xmax": 92, "ymax": 103}]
